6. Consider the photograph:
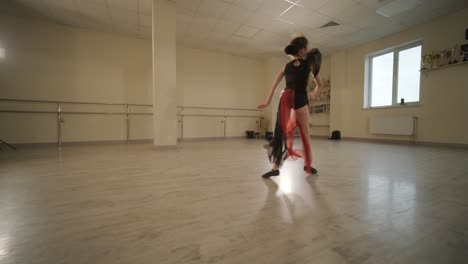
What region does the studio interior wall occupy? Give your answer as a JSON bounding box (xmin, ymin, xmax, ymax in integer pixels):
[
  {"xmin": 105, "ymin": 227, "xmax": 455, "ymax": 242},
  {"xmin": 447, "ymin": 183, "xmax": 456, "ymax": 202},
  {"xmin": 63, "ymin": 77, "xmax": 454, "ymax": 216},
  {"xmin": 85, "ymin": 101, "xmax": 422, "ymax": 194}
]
[
  {"xmin": 330, "ymin": 8, "xmax": 468, "ymax": 145},
  {"xmin": 0, "ymin": 15, "xmax": 267, "ymax": 143},
  {"xmin": 176, "ymin": 46, "xmax": 266, "ymax": 139},
  {"xmin": 0, "ymin": 14, "xmax": 153, "ymax": 144}
]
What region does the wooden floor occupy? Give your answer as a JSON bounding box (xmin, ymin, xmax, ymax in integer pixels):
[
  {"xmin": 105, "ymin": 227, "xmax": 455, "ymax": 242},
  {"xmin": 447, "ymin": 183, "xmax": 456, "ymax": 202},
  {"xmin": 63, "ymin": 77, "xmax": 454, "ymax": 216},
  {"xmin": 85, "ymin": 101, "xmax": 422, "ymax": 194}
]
[{"xmin": 0, "ymin": 139, "xmax": 467, "ymax": 264}]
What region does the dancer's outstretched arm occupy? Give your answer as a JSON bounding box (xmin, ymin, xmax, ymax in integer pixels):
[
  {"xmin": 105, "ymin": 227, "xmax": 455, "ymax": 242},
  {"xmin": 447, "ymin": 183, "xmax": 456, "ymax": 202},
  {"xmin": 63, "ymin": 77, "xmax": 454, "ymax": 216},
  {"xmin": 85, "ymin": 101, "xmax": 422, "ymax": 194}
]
[
  {"xmin": 257, "ymin": 66, "xmax": 285, "ymax": 109},
  {"xmin": 309, "ymin": 74, "xmax": 323, "ymax": 100}
]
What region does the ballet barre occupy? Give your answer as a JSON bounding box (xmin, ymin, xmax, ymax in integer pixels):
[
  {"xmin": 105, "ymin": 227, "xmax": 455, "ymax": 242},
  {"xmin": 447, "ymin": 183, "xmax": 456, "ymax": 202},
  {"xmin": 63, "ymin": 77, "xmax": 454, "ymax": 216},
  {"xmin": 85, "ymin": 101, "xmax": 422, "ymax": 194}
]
[
  {"xmin": 0, "ymin": 99, "xmax": 265, "ymax": 145},
  {"xmin": 0, "ymin": 98, "xmax": 152, "ymax": 147},
  {"xmin": 176, "ymin": 106, "xmax": 264, "ymax": 140}
]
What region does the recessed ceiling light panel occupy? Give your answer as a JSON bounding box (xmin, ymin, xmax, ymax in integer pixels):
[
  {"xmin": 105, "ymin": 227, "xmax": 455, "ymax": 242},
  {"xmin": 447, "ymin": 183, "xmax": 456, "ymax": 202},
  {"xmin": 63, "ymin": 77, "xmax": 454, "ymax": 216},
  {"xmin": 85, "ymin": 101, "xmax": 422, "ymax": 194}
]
[{"xmin": 376, "ymin": 0, "xmax": 422, "ymax": 18}]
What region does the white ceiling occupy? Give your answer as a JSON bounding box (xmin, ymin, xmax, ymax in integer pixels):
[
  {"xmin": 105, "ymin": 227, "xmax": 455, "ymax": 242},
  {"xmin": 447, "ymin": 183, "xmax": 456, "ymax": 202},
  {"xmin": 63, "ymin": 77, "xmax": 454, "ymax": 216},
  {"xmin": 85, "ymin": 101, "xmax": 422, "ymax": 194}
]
[{"xmin": 3, "ymin": 0, "xmax": 468, "ymax": 58}]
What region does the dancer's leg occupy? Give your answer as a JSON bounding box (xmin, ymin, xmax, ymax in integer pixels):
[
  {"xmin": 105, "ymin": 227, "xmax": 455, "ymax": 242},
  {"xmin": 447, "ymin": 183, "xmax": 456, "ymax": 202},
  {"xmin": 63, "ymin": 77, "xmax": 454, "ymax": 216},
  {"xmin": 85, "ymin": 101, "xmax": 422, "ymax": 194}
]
[
  {"xmin": 295, "ymin": 105, "xmax": 316, "ymax": 174},
  {"xmin": 263, "ymin": 90, "xmax": 295, "ymax": 178}
]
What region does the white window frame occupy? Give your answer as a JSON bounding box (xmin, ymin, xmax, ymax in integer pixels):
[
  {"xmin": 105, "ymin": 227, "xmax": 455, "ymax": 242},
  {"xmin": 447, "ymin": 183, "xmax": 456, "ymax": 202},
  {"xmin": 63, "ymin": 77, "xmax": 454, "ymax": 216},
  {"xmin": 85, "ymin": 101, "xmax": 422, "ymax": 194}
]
[{"xmin": 364, "ymin": 39, "xmax": 422, "ymax": 109}]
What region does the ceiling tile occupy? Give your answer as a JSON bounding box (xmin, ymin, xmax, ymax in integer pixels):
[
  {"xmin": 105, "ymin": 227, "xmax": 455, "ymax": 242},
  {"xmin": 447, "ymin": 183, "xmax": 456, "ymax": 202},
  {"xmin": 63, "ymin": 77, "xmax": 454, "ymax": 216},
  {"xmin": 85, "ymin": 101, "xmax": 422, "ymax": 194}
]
[
  {"xmin": 299, "ymin": 0, "xmax": 330, "ymax": 11},
  {"xmin": 334, "ymin": 3, "xmax": 369, "ymax": 23},
  {"xmin": 247, "ymin": 12, "xmax": 295, "ymax": 33},
  {"xmin": 280, "ymin": 8, "xmax": 331, "ymax": 29},
  {"xmin": 353, "ymin": 0, "xmax": 394, "ymax": 11},
  {"xmin": 197, "ymin": 0, "xmax": 231, "ymax": 18},
  {"xmin": 11, "ymin": 0, "xmax": 468, "ymax": 58},
  {"xmin": 324, "ymin": 24, "xmax": 360, "ymax": 37},
  {"xmin": 186, "ymin": 15, "xmax": 217, "ymax": 38},
  {"xmin": 229, "ymin": 34, "xmax": 251, "ymax": 45},
  {"xmin": 233, "ymin": 0, "xmax": 264, "ymax": 11},
  {"xmin": 177, "ymin": 0, "xmax": 202, "ymax": 12},
  {"xmin": 213, "ymin": 20, "xmax": 242, "ymax": 35},
  {"xmin": 245, "ymin": 11, "xmax": 273, "ymax": 28},
  {"xmin": 258, "ymin": 0, "xmax": 292, "ymax": 16},
  {"xmin": 108, "ymin": 0, "xmax": 138, "ymax": 12},
  {"xmin": 317, "ymin": 0, "xmax": 358, "ymax": 17},
  {"xmin": 234, "ymin": 24, "xmax": 262, "ymax": 39},
  {"xmin": 303, "ymin": 27, "xmax": 331, "ymax": 43},
  {"xmin": 422, "ymin": 0, "xmax": 468, "ymax": 12},
  {"xmin": 211, "ymin": 32, "xmax": 232, "ymax": 41},
  {"xmin": 335, "ymin": 3, "xmax": 391, "ymax": 29},
  {"xmin": 223, "ymin": 5, "xmax": 254, "ymax": 22},
  {"xmin": 251, "ymin": 29, "xmax": 284, "ymax": 45},
  {"xmin": 189, "ymin": 15, "xmax": 218, "ymax": 29},
  {"xmin": 342, "ymin": 29, "xmax": 380, "ymax": 45}
]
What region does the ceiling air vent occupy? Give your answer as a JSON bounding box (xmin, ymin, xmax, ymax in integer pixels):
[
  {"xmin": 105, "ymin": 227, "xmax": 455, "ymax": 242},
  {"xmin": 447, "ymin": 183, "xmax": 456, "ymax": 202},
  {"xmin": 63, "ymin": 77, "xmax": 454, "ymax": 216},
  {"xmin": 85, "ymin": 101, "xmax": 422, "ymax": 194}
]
[{"xmin": 320, "ymin": 21, "xmax": 340, "ymax": 28}]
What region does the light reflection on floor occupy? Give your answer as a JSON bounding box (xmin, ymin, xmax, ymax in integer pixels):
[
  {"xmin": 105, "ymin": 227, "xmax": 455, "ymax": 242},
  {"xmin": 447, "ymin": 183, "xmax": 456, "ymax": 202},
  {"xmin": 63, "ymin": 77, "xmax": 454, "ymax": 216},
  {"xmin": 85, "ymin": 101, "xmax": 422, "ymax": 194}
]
[{"xmin": 0, "ymin": 139, "xmax": 466, "ymax": 263}]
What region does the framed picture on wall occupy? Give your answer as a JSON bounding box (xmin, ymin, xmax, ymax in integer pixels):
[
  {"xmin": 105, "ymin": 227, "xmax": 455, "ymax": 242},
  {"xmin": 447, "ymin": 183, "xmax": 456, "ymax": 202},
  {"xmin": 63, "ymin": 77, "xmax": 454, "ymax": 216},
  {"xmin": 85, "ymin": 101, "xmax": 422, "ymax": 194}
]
[{"xmin": 461, "ymin": 43, "xmax": 468, "ymax": 61}]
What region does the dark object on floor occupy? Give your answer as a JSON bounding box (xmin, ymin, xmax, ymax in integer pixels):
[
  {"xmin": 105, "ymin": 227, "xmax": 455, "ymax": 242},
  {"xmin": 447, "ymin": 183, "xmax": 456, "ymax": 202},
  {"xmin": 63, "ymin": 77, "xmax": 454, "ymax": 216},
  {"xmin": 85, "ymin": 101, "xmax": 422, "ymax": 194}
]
[
  {"xmin": 262, "ymin": 169, "xmax": 280, "ymax": 178},
  {"xmin": 246, "ymin": 130, "xmax": 255, "ymax": 139},
  {"xmin": 304, "ymin": 166, "xmax": 318, "ymax": 174},
  {"xmin": 265, "ymin": 131, "xmax": 273, "ymax": 141},
  {"xmin": 0, "ymin": 139, "xmax": 16, "ymax": 150},
  {"xmin": 254, "ymin": 132, "xmax": 261, "ymax": 138},
  {"xmin": 329, "ymin": 130, "xmax": 341, "ymax": 140}
]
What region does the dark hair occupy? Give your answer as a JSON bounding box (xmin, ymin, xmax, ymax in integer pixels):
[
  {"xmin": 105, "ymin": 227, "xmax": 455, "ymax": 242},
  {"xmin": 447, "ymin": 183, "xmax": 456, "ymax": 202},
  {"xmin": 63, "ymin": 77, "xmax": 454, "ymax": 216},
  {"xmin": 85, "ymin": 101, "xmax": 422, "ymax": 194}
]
[
  {"xmin": 306, "ymin": 48, "xmax": 322, "ymax": 76},
  {"xmin": 284, "ymin": 36, "xmax": 308, "ymax": 56}
]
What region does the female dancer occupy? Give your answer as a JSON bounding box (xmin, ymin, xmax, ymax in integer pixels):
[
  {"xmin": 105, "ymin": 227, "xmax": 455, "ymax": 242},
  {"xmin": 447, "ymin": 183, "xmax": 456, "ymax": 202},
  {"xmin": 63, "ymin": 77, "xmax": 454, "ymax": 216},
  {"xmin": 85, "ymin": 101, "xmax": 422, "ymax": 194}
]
[{"xmin": 258, "ymin": 36, "xmax": 323, "ymax": 178}]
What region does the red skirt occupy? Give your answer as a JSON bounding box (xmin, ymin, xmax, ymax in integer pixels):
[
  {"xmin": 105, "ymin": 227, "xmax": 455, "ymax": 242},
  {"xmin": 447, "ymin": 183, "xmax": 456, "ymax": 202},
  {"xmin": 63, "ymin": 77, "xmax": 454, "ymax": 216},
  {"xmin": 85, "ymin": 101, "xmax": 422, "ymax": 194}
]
[{"xmin": 278, "ymin": 89, "xmax": 312, "ymax": 173}]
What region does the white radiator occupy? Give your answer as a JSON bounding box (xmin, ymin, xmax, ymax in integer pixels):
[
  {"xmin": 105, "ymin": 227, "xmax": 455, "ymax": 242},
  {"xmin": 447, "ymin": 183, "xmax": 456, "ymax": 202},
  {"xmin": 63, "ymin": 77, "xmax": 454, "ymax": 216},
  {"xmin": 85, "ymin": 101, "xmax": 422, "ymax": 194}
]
[{"xmin": 369, "ymin": 116, "xmax": 416, "ymax": 136}]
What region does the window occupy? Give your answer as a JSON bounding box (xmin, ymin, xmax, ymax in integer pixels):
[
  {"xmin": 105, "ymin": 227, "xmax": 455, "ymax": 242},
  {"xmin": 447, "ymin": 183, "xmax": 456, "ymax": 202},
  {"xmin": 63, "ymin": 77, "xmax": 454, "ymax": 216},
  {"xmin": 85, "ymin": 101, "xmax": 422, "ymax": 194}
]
[{"xmin": 365, "ymin": 41, "xmax": 422, "ymax": 108}]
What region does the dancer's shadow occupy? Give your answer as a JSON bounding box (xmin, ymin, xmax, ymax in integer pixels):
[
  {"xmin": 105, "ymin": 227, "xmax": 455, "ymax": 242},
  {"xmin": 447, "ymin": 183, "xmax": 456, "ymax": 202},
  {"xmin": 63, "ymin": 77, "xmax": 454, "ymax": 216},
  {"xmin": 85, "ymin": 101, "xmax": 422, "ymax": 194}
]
[{"xmin": 261, "ymin": 177, "xmax": 279, "ymax": 194}]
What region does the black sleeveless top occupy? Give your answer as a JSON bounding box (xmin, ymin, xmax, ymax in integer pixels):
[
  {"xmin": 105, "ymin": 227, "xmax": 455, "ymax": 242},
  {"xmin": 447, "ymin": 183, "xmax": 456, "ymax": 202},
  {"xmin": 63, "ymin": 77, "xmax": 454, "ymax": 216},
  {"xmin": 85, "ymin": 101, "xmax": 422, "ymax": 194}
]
[
  {"xmin": 284, "ymin": 59, "xmax": 310, "ymax": 95},
  {"xmin": 284, "ymin": 49, "xmax": 322, "ymax": 93}
]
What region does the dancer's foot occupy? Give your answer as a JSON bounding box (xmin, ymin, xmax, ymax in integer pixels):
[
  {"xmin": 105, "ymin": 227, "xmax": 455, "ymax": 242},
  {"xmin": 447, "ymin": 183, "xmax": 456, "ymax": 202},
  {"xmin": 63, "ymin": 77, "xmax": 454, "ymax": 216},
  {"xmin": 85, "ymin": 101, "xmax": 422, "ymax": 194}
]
[
  {"xmin": 262, "ymin": 169, "xmax": 280, "ymax": 178},
  {"xmin": 304, "ymin": 166, "xmax": 318, "ymax": 174}
]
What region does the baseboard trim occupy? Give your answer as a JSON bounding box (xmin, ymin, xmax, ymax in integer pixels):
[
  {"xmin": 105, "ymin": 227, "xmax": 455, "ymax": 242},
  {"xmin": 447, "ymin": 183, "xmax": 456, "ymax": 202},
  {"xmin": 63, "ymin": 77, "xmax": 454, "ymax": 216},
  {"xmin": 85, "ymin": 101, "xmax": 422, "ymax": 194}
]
[
  {"xmin": 178, "ymin": 136, "xmax": 245, "ymax": 141},
  {"xmin": 310, "ymin": 135, "xmax": 329, "ymax": 139},
  {"xmin": 152, "ymin": 145, "xmax": 178, "ymax": 150},
  {"xmin": 7, "ymin": 137, "xmax": 467, "ymax": 150},
  {"xmin": 342, "ymin": 137, "xmax": 468, "ymax": 149}
]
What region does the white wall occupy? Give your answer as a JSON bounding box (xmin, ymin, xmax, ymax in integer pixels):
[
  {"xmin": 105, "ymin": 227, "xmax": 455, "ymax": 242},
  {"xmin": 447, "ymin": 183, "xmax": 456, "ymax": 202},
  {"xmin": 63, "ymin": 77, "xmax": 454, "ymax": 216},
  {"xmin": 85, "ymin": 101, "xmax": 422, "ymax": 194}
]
[
  {"xmin": 330, "ymin": 8, "xmax": 468, "ymax": 145},
  {"xmin": 176, "ymin": 47, "xmax": 266, "ymax": 139},
  {"xmin": 0, "ymin": 15, "xmax": 153, "ymax": 144},
  {"xmin": 0, "ymin": 15, "xmax": 267, "ymax": 143}
]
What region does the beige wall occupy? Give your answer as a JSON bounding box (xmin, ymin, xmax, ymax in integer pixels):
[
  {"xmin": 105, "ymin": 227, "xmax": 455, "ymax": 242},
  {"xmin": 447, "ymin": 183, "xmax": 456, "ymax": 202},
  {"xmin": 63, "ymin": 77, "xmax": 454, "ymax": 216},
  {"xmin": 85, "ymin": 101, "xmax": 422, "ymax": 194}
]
[
  {"xmin": 330, "ymin": 8, "xmax": 468, "ymax": 145},
  {"xmin": 0, "ymin": 15, "xmax": 154, "ymax": 144},
  {"xmin": 176, "ymin": 47, "xmax": 266, "ymax": 139},
  {"xmin": 262, "ymin": 57, "xmax": 286, "ymax": 132},
  {"xmin": 0, "ymin": 15, "xmax": 267, "ymax": 143},
  {"xmin": 310, "ymin": 55, "xmax": 331, "ymax": 137}
]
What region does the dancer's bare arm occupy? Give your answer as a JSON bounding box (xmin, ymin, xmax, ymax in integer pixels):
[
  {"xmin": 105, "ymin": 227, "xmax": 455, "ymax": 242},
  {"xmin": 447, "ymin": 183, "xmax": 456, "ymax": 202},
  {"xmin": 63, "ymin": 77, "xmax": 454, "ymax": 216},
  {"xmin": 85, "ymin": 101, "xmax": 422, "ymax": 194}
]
[
  {"xmin": 257, "ymin": 66, "xmax": 285, "ymax": 109},
  {"xmin": 309, "ymin": 74, "xmax": 323, "ymax": 100}
]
